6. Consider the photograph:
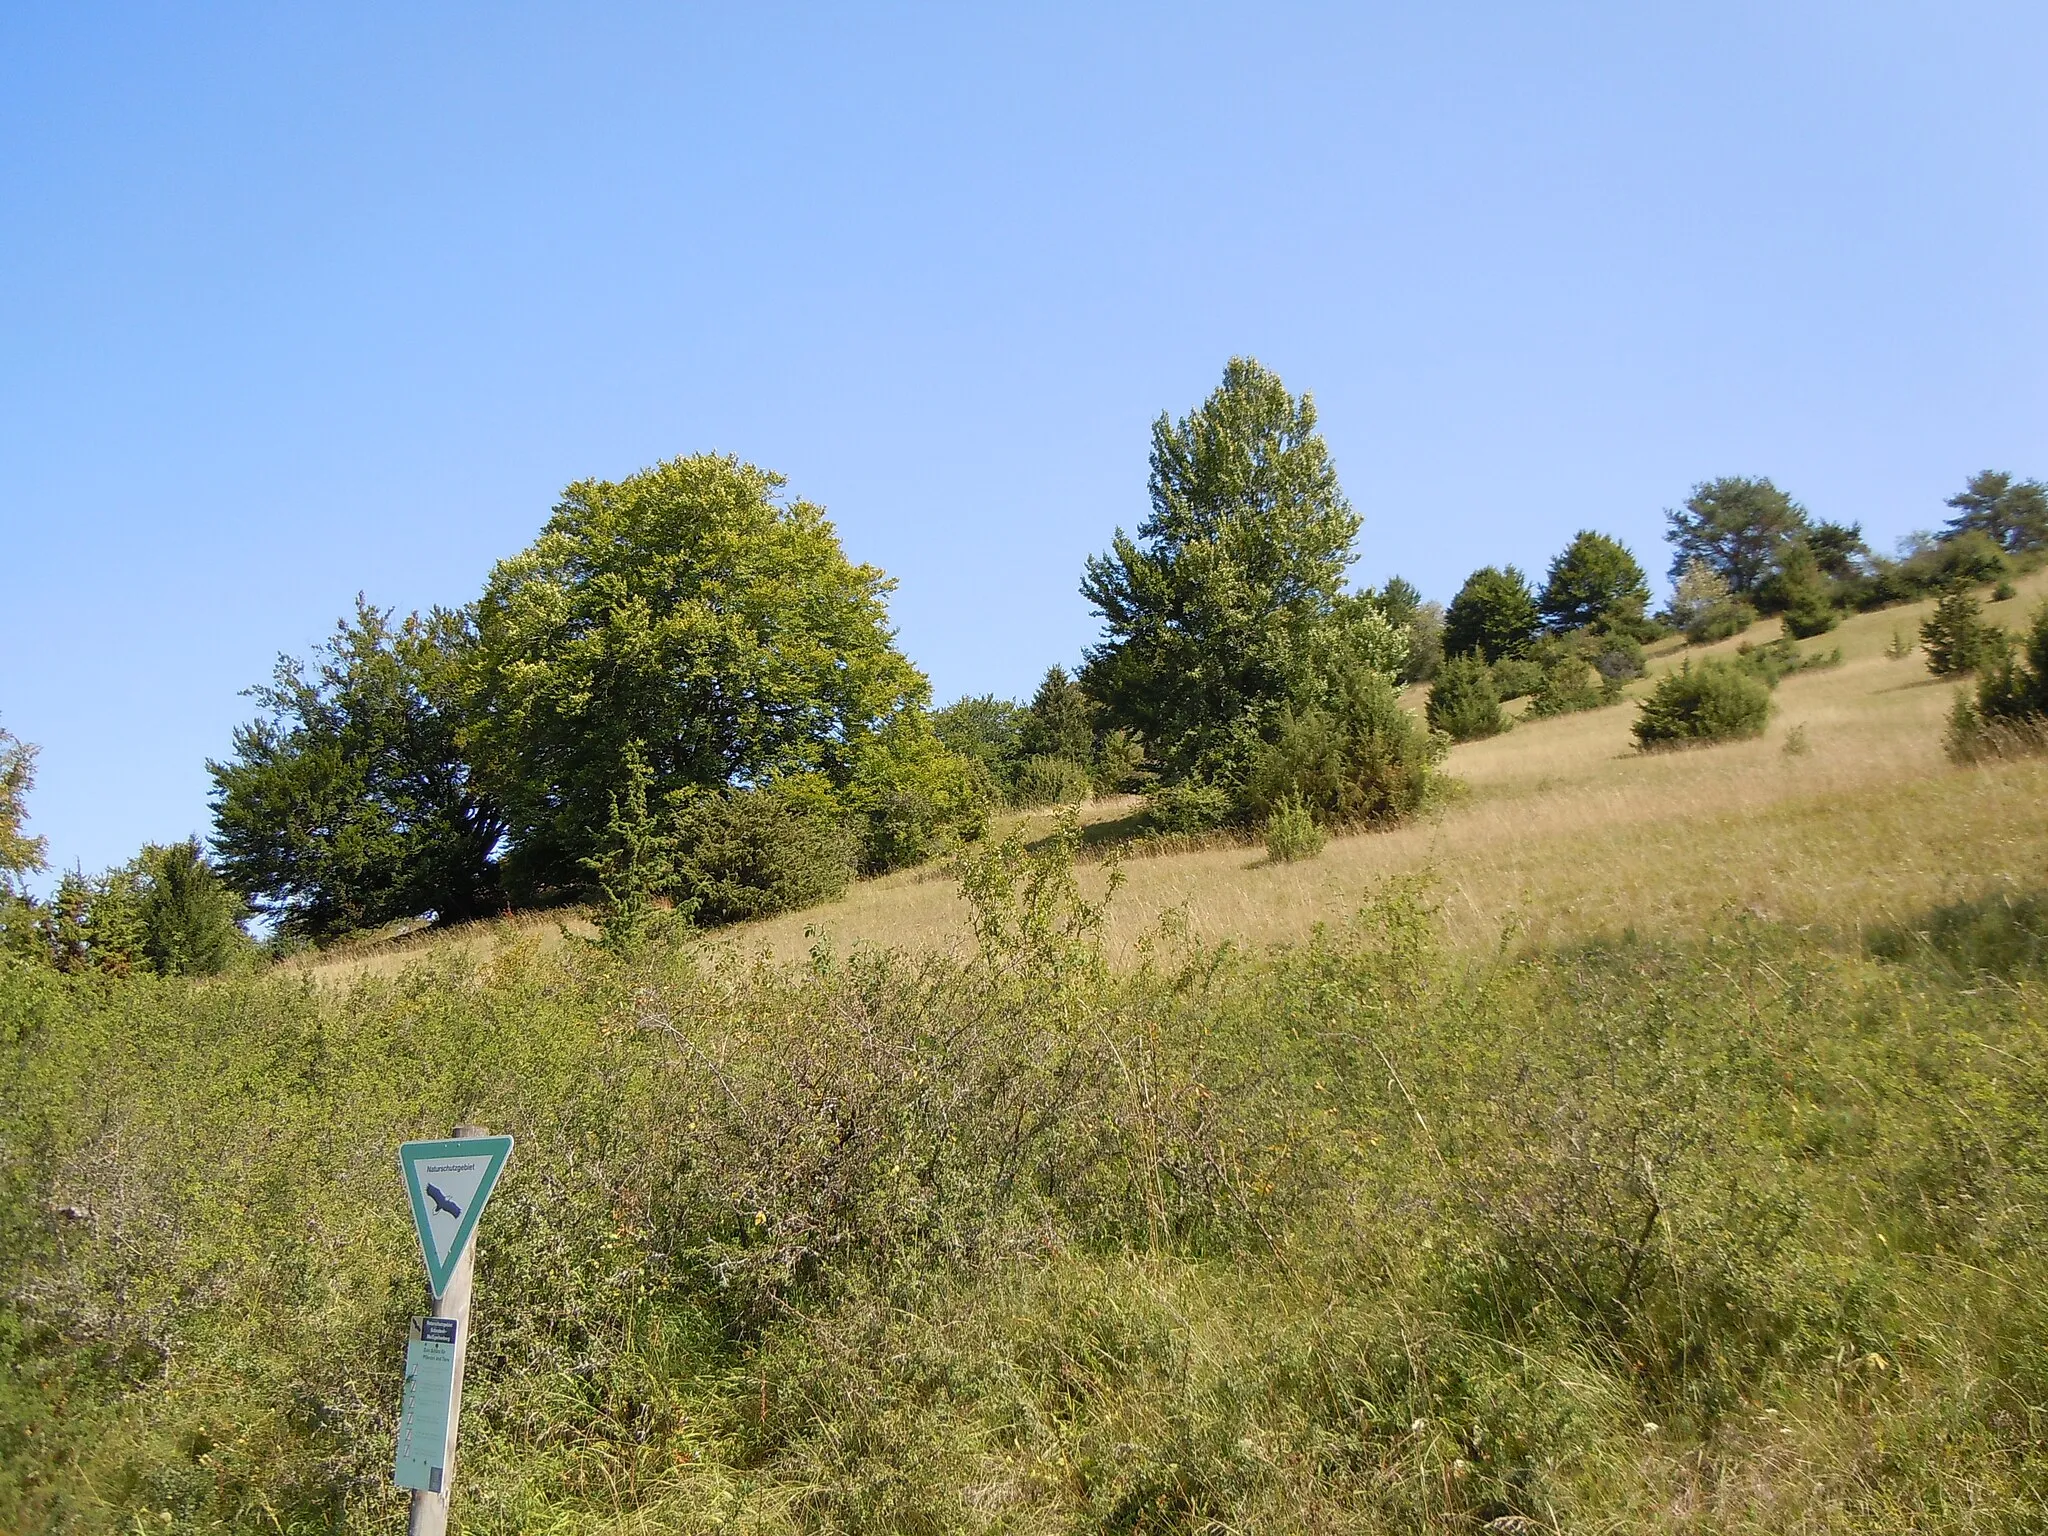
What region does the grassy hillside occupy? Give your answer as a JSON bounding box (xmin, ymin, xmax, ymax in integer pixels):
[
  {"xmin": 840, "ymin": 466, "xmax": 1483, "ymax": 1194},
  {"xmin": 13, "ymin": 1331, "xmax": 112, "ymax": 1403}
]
[
  {"xmin": 307, "ymin": 567, "xmax": 2048, "ymax": 983},
  {"xmin": 8, "ymin": 576, "xmax": 2047, "ymax": 1533}
]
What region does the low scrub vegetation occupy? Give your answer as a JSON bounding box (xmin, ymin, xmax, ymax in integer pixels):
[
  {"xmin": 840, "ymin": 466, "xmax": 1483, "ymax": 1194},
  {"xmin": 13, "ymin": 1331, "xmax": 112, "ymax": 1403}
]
[
  {"xmin": 1632, "ymin": 658, "xmax": 1773, "ymax": 750},
  {"xmin": 5, "ymin": 837, "xmax": 2046, "ymax": 1531}
]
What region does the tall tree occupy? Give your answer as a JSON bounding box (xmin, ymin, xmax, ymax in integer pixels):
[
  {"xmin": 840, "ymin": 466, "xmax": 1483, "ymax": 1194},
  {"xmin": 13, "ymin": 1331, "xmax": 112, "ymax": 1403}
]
[
  {"xmin": 1018, "ymin": 666, "xmax": 1095, "ymax": 763},
  {"xmin": 210, "ymin": 600, "xmax": 505, "ymax": 941},
  {"xmin": 1080, "ymin": 357, "xmax": 1378, "ymax": 779},
  {"xmin": 1538, "ymin": 532, "xmax": 1651, "ymax": 634},
  {"xmin": 1443, "ymin": 566, "xmax": 1540, "ymax": 662},
  {"xmin": 464, "ymin": 454, "xmax": 936, "ymax": 894},
  {"xmin": 1943, "ymin": 470, "xmax": 2048, "ymax": 553},
  {"xmin": 1664, "ymin": 477, "xmax": 1810, "ymax": 593}
]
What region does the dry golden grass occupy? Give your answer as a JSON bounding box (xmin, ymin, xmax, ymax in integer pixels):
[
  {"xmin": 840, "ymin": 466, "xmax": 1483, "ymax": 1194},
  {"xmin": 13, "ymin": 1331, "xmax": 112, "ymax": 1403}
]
[{"xmin": 307, "ymin": 569, "xmax": 2048, "ymax": 982}]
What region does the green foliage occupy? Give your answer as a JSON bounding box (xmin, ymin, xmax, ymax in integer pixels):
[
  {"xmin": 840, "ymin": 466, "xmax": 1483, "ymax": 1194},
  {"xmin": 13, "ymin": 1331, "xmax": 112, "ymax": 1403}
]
[
  {"xmin": 840, "ymin": 713, "xmax": 992, "ymax": 873},
  {"xmin": 1141, "ymin": 779, "xmax": 1234, "ymax": 834},
  {"xmin": 1013, "ymin": 753, "xmax": 1093, "ymax": 807},
  {"xmin": 1664, "ymin": 475, "xmax": 1810, "ymax": 594},
  {"xmin": 1920, "ymin": 585, "xmax": 2005, "ymax": 677},
  {"xmin": 465, "ymin": 454, "xmax": 935, "ymax": 897},
  {"xmin": 208, "ymin": 600, "xmax": 504, "ymax": 940},
  {"xmin": 0, "ymin": 720, "xmax": 45, "ymax": 896},
  {"xmin": 1487, "ymin": 654, "xmax": 1545, "ymax": 701},
  {"xmin": 1732, "ymin": 636, "xmax": 1843, "ymax": 686},
  {"xmin": 582, "ymin": 742, "xmax": 682, "ymax": 953},
  {"xmin": 1804, "ymin": 518, "xmax": 1871, "ymax": 579},
  {"xmin": 1539, "ymin": 530, "xmax": 1651, "ymax": 634},
  {"xmin": 1017, "ymin": 665, "xmax": 1095, "ymax": 764},
  {"xmin": 1943, "ymin": 468, "xmax": 2048, "ymax": 553},
  {"xmin": 35, "ymin": 841, "xmax": 249, "ymax": 977},
  {"xmin": 1081, "ymin": 358, "xmax": 1389, "ymax": 781},
  {"xmin": 1442, "ymin": 565, "xmax": 1539, "ymax": 662},
  {"xmin": 931, "ymin": 694, "xmax": 1025, "ymax": 792},
  {"xmin": 1399, "ymin": 599, "xmax": 1445, "ymax": 683},
  {"xmin": 1092, "ymin": 727, "xmax": 1149, "ymax": 794},
  {"xmin": 667, "ymin": 787, "xmax": 857, "ymax": 926},
  {"xmin": 1243, "ymin": 664, "xmax": 1444, "ymax": 828},
  {"xmin": 1426, "ymin": 651, "xmax": 1507, "ymax": 741},
  {"xmin": 5, "ymin": 867, "xmax": 2047, "ymax": 1531},
  {"xmin": 1759, "ymin": 538, "xmax": 1840, "ymax": 636},
  {"xmin": 1261, "ymin": 794, "xmax": 1324, "ymax": 861},
  {"xmin": 1947, "ymin": 598, "xmax": 2048, "ymax": 763},
  {"xmin": 1524, "ymin": 656, "xmax": 1608, "ymax": 718},
  {"xmin": 1631, "ymin": 659, "xmax": 1772, "ymax": 750},
  {"xmin": 0, "ymin": 720, "xmax": 47, "ymax": 964}
]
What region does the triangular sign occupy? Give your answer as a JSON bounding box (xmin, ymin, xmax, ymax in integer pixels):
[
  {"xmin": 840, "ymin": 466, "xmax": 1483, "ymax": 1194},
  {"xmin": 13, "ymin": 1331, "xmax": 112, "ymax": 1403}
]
[{"xmin": 399, "ymin": 1136, "xmax": 514, "ymax": 1296}]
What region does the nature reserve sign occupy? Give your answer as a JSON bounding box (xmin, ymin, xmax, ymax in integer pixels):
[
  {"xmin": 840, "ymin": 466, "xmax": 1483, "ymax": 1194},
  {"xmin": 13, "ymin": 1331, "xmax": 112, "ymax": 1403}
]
[{"xmin": 398, "ymin": 1134, "xmax": 513, "ymax": 1295}]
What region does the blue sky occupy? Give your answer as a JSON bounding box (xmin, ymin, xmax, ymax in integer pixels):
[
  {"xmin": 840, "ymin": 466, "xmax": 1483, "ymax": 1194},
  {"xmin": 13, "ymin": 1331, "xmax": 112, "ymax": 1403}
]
[{"xmin": 3, "ymin": 3, "xmax": 2043, "ymax": 885}]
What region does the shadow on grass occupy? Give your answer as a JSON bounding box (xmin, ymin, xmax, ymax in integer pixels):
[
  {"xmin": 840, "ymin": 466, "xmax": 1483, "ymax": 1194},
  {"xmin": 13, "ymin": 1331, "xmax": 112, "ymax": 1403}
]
[{"xmin": 1868, "ymin": 884, "xmax": 2048, "ymax": 979}]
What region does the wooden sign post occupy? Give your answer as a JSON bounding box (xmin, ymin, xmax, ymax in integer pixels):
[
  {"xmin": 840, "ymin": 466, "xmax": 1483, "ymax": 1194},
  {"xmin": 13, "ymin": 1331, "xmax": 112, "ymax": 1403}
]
[{"xmin": 395, "ymin": 1124, "xmax": 513, "ymax": 1536}]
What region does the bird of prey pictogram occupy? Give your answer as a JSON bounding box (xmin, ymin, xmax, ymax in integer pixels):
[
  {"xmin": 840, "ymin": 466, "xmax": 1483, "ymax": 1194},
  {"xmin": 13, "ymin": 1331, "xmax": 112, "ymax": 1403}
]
[{"xmin": 425, "ymin": 1183, "xmax": 463, "ymax": 1218}]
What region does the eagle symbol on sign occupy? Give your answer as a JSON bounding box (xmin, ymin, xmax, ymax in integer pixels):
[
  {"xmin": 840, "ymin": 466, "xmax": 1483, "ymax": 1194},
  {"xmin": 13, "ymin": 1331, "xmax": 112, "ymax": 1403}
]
[{"xmin": 425, "ymin": 1183, "xmax": 463, "ymax": 1218}]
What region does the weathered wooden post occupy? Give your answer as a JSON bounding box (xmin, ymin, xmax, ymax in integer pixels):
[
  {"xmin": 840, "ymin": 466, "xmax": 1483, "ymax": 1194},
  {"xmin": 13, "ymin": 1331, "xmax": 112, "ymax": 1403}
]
[{"xmin": 395, "ymin": 1124, "xmax": 514, "ymax": 1536}]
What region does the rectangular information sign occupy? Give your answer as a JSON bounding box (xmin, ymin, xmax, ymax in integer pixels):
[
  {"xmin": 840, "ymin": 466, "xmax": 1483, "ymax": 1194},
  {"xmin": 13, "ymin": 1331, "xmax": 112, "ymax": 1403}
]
[{"xmin": 393, "ymin": 1317, "xmax": 459, "ymax": 1492}]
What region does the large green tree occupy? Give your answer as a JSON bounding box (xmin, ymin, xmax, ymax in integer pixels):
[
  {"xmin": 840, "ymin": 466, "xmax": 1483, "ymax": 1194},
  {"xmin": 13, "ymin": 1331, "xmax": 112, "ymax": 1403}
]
[
  {"xmin": 1081, "ymin": 358, "xmax": 1399, "ymax": 780},
  {"xmin": 1943, "ymin": 470, "xmax": 2048, "ymax": 553},
  {"xmin": 1664, "ymin": 476, "xmax": 1810, "ymax": 594},
  {"xmin": 1538, "ymin": 532, "xmax": 1651, "ymax": 634},
  {"xmin": 1443, "ymin": 565, "xmax": 1540, "ymax": 662},
  {"xmin": 464, "ymin": 454, "xmax": 938, "ymax": 894},
  {"xmin": 209, "ymin": 600, "xmax": 505, "ymax": 940}
]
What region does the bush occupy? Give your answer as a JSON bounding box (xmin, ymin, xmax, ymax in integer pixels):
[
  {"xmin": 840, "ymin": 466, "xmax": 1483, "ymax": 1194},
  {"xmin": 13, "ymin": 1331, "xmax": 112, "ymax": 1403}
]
[
  {"xmin": 1427, "ymin": 652, "xmax": 1507, "ymax": 742},
  {"xmin": 844, "ymin": 719, "xmax": 994, "ymax": 872},
  {"xmin": 1734, "ymin": 637, "xmax": 1843, "ymax": 686},
  {"xmin": 1921, "ymin": 587, "xmax": 2006, "ymax": 677},
  {"xmin": 668, "ymin": 788, "xmax": 857, "ymax": 925},
  {"xmin": 1584, "ymin": 629, "xmax": 1647, "ymax": 682},
  {"xmin": 1686, "ymin": 598, "xmax": 1757, "ymax": 645},
  {"xmin": 1525, "ymin": 657, "xmax": 1607, "ymax": 718},
  {"xmin": 1013, "ymin": 754, "xmax": 1093, "ymax": 807},
  {"xmin": 1488, "ymin": 656, "xmax": 1546, "ymax": 701},
  {"xmin": 1947, "ymin": 598, "xmax": 2048, "ymax": 763},
  {"xmin": 1262, "ymin": 795, "xmax": 1325, "ymax": 862},
  {"xmin": 1142, "ymin": 779, "xmax": 1234, "ymax": 834},
  {"xmin": 1243, "ymin": 667, "xmax": 1444, "ymax": 829},
  {"xmin": 1994, "ymin": 579, "xmax": 2018, "ymax": 602},
  {"xmin": 1632, "ymin": 660, "xmax": 1772, "ymax": 750}
]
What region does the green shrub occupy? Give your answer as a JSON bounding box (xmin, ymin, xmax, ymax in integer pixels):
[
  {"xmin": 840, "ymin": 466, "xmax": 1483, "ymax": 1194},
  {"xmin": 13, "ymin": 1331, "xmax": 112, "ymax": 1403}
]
[
  {"xmin": 1920, "ymin": 586, "xmax": 2006, "ymax": 677},
  {"xmin": 1092, "ymin": 728, "xmax": 1149, "ymax": 793},
  {"xmin": 1013, "ymin": 753, "xmax": 1093, "ymax": 807},
  {"xmin": 1426, "ymin": 652, "xmax": 1507, "ymax": 741},
  {"xmin": 668, "ymin": 788, "xmax": 857, "ymax": 925},
  {"xmin": 1685, "ymin": 598, "xmax": 1757, "ymax": 644},
  {"xmin": 1262, "ymin": 795, "xmax": 1325, "ymax": 862},
  {"xmin": 1947, "ymin": 598, "xmax": 2048, "ymax": 763},
  {"xmin": 1584, "ymin": 629, "xmax": 1647, "ymax": 682},
  {"xmin": 1993, "ymin": 579, "xmax": 2018, "ymax": 602},
  {"xmin": 1524, "ymin": 657, "xmax": 1608, "ymax": 719},
  {"xmin": 1142, "ymin": 778, "xmax": 1234, "ymax": 834},
  {"xmin": 1734, "ymin": 636, "xmax": 1843, "ymax": 685},
  {"xmin": 1244, "ymin": 667, "xmax": 1443, "ymax": 829},
  {"xmin": 1488, "ymin": 655, "xmax": 1546, "ymax": 701},
  {"xmin": 1632, "ymin": 660, "xmax": 1772, "ymax": 750}
]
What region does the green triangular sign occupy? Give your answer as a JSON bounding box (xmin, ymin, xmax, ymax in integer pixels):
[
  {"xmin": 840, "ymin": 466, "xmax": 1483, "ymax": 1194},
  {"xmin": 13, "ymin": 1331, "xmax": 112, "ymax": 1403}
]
[{"xmin": 399, "ymin": 1136, "xmax": 514, "ymax": 1296}]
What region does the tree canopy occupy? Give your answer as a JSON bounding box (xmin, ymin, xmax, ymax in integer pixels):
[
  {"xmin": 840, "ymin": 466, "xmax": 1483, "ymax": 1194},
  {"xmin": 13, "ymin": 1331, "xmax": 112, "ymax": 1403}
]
[
  {"xmin": 1944, "ymin": 470, "xmax": 2048, "ymax": 553},
  {"xmin": 209, "ymin": 600, "xmax": 504, "ymax": 940},
  {"xmin": 1664, "ymin": 477, "xmax": 1810, "ymax": 593},
  {"xmin": 1443, "ymin": 565, "xmax": 1540, "ymax": 662},
  {"xmin": 464, "ymin": 454, "xmax": 937, "ymax": 895},
  {"xmin": 1538, "ymin": 532, "xmax": 1651, "ymax": 634},
  {"xmin": 1080, "ymin": 358, "xmax": 1395, "ymax": 780}
]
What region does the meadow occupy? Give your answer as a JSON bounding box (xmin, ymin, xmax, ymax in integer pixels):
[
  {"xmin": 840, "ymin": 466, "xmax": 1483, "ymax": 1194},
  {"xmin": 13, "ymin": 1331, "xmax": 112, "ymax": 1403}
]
[{"xmin": 5, "ymin": 576, "xmax": 2047, "ymax": 1533}]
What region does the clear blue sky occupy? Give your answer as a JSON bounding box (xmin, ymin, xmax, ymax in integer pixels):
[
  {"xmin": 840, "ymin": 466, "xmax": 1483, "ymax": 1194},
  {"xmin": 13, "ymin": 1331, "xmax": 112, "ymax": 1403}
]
[{"xmin": 3, "ymin": 3, "xmax": 2043, "ymax": 886}]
